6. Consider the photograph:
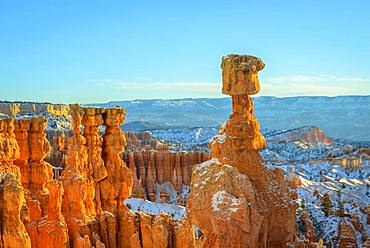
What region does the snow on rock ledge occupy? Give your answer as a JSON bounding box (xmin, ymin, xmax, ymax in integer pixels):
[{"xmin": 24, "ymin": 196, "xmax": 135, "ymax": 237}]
[
  {"xmin": 124, "ymin": 198, "xmax": 186, "ymax": 221},
  {"xmin": 188, "ymin": 158, "xmax": 264, "ymax": 247}
]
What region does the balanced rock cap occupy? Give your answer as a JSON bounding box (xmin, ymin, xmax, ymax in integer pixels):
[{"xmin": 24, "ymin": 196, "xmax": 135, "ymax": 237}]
[{"xmin": 221, "ymin": 54, "xmax": 265, "ymax": 96}]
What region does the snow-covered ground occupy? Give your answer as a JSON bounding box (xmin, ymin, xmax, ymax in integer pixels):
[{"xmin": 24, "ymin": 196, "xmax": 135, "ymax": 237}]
[
  {"xmin": 267, "ymin": 157, "xmax": 369, "ymax": 246},
  {"xmin": 151, "ymin": 127, "xmax": 218, "ymax": 149},
  {"xmin": 151, "ymin": 126, "xmax": 370, "ymax": 245}
]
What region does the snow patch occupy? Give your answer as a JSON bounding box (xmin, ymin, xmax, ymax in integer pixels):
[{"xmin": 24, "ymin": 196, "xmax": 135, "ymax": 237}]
[{"xmin": 124, "ymin": 198, "xmax": 186, "ymax": 221}]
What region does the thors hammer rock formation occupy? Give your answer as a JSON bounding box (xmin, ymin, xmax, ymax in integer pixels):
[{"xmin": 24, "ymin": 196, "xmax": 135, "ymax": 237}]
[{"xmin": 188, "ymin": 54, "xmax": 296, "ymax": 248}]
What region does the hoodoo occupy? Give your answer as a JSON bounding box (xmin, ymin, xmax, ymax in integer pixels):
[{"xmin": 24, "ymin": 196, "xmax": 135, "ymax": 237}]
[
  {"xmin": 188, "ymin": 54, "xmax": 297, "ymax": 248},
  {"xmin": 0, "ymin": 117, "xmax": 31, "ymax": 248},
  {"xmin": 1, "ymin": 106, "xmax": 195, "ymax": 247}
]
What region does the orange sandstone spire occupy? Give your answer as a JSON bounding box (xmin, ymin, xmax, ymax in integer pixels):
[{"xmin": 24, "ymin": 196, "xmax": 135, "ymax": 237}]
[{"xmin": 188, "ymin": 54, "xmax": 297, "ymax": 248}]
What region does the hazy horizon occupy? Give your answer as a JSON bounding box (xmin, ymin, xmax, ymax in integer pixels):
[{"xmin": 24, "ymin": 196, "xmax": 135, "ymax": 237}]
[{"xmin": 1, "ymin": 94, "xmax": 370, "ymax": 105}]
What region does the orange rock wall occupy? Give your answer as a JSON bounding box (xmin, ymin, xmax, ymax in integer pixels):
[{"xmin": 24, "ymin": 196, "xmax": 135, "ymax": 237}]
[
  {"xmin": 13, "ymin": 116, "xmax": 68, "ymax": 248},
  {"xmin": 47, "ymin": 129, "xmax": 210, "ymax": 205},
  {"xmin": 1, "ymin": 108, "xmax": 195, "ymax": 248},
  {"xmin": 0, "ymin": 117, "xmax": 31, "ymax": 248}
]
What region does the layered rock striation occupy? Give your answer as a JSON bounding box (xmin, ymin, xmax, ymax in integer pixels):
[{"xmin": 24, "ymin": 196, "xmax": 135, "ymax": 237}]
[
  {"xmin": 188, "ymin": 54, "xmax": 297, "ymax": 248},
  {"xmin": 48, "ymin": 128, "xmax": 210, "ymax": 205},
  {"xmin": 124, "ymin": 149, "xmax": 209, "ymax": 204},
  {"xmin": 0, "ymin": 102, "xmax": 69, "ymax": 117}
]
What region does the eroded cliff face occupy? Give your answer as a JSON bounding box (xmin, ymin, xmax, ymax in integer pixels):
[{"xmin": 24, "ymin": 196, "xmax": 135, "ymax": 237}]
[
  {"xmin": 188, "ymin": 54, "xmax": 297, "ymax": 248},
  {"xmin": 13, "ymin": 115, "xmax": 68, "ymax": 248},
  {"xmin": 0, "ymin": 174, "xmax": 31, "ymax": 248},
  {"xmin": 60, "ymin": 105, "xmax": 194, "ymax": 248},
  {"xmin": 48, "ymin": 129, "xmax": 210, "ymax": 205},
  {"xmin": 1, "ymin": 107, "xmax": 194, "ymax": 248},
  {"xmin": 269, "ymin": 126, "xmax": 332, "ymax": 145},
  {"xmin": 0, "ymin": 117, "xmax": 31, "ymax": 248},
  {"xmin": 124, "ymin": 149, "xmax": 210, "ymax": 204}
]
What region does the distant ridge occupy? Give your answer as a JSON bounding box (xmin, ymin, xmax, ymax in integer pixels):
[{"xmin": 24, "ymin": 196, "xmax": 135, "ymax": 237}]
[
  {"xmin": 1, "ymin": 96, "xmax": 368, "ymax": 141},
  {"xmin": 89, "ymin": 96, "xmax": 370, "ymax": 141}
]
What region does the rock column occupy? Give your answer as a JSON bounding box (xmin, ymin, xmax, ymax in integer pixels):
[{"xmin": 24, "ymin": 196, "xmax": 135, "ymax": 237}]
[
  {"xmin": 188, "ymin": 54, "xmax": 297, "ymax": 248},
  {"xmin": 0, "ymin": 117, "xmax": 31, "ymax": 248}
]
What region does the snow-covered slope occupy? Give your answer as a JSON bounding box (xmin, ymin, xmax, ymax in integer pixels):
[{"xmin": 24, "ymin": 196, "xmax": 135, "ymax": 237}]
[
  {"xmin": 13, "ymin": 111, "xmax": 72, "ymax": 132},
  {"xmin": 151, "ymin": 127, "xmax": 218, "ymax": 148},
  {"xmin": 265, "ymin": 148, "xmax": 369, "ymax": 246}
]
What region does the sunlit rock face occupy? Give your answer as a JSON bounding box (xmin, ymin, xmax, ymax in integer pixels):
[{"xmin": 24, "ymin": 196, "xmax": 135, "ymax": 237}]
[
  {"xmin": 0, "ymin": 102, "xmax": 70, "ymax": 116},
  {"xmin": 0, "ymin": 174, "xmax": 32, "ymax": 248},
  {"xmin": 0, "ymin": 117, "xmax": 31, "ymax": 248},
  {"xmin": 58, "ymin": 104, "xmax": 193, "ymax": 247},
  {"xmin": 188, "ymin": 54, "xmax": 297, "ymax": 248},
  {"xmin": 221, "ymin": 54, "xmax": 265, "ymax": 96},
  {"xmin": 48, "ymin": 127, "xmax": 211, "ymax": 205},
  {"xmin": 269, "ymin": 126, "xmax": 332, "ymax": 145},
  {"xmin": 12, "ymin": 116, "xmax": 68, "ymax": 248},
  {"xmin": 59, "ymin": 104, "xmax": 132, "ymax": 246},
  {"xmin": 2, "ymin": 106, "xmax": 194, "ymax": 248}
]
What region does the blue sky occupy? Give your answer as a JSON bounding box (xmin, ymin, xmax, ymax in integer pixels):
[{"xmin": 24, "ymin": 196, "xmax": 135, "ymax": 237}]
[{"xmin": 1, "ymin": 0, "xmax": 370, "ymax": 103}]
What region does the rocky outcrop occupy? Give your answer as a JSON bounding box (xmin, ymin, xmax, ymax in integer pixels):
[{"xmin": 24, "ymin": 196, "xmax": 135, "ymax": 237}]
[
  {"xmin": 3, "ymin": 107, "xmax": 195, "ymax": 248},
  {"xmin": 49, "ymin": 134, "xmax": 66, "ymax": 174},
  {"xmin": 0, "ymin": 116, "xmax": 31, "ymax": 248},
  {"xmin": 119, "ymin": 205, "xmax": 194, "ymax": 248},
  {"xmin": 99, "ymin": 107, "xmax": 133, "ymax": 212},
  {"xmin": 0, "ymin": 101, "xmax": 69, "ymax": 116},
  {"xmin": 48, "ymin": 130, "xmax": 210, "ymax": 205},
  {"xmin": 13, "ymin": 115, "xmax": 68, "ymax": 248},
  {"xmin": 60, "ymin": 104, "xmax": 95, "ymax": 245},
  {"xmin": 47, "ymin": 126, "xmax": 210, "ymax": 205},
  {"xmin": 0, "ymin": 117, "xmax": 21, "ymax": 178},
  {"xmin": 14, "ymin": 116, "xmax": 53, "ymax": 194},
  {"xmin": 188, "ymin": 54, "xmax": 296, "ymax": 248},
  {"xmin": 124, "ymin": 131, "xmax": 162, "ymax": 151},
  {"xmin": 336, "ymin": 221, "xmax": 358, "ymax": 248},
  {"xmin": 0, "ymin": 174, "xmax": 32, "ymax": 248},
  {"xmin": 269, "ymin": 126, "xmax": 331, "ymax": 145},
  {"xmin": 298, "ymin": 211, "xmax": 317, "ymax": 243},
  {"xmin": 35, "ymin": 180, "xmax": 69, "ymax": 248},
  {"xmin": 59, "ymin": 104, "xmax": 192, "ymax": 247},
  {"xmin": 189, "ymin": 158, "xmax": 265, "ymax": 247},
  {"xmin": 360, "ymin": 205, "xmax": 370, "ymax": 225}
]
